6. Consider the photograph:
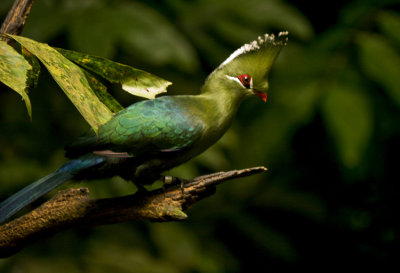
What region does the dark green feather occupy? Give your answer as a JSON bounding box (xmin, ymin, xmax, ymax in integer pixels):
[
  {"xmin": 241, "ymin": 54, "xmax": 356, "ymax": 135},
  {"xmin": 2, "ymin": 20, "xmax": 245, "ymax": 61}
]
[{"xmin": 66, "ymin": 96, "xmax": 205, "ymax": 157}]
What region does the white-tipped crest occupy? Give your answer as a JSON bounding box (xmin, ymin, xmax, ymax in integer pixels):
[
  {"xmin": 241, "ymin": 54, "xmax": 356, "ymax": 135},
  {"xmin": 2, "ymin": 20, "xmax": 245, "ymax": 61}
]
[
  {"xmin": 203, "ymin": 31, "xmax": 288, "ymax": 97},
  {"xmin": 219, "ymin": 32, "xmax": 288, "ymax": 68}
]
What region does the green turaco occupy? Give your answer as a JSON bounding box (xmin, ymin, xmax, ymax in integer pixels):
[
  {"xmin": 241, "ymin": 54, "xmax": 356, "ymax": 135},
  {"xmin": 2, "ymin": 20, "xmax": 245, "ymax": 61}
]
[{"xmin": 0, "ymin": 32, "xmax": 288, "ymax": 223}]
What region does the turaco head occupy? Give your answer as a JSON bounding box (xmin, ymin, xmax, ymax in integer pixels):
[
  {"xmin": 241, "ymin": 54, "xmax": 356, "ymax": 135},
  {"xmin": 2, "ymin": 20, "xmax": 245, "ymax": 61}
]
[{"xmin": 202, "ymin": 32, "xmax": 288, "ymax": 103}]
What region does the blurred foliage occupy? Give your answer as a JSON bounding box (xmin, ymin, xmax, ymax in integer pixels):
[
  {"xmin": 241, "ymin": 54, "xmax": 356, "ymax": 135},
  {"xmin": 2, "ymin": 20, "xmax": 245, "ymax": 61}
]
[{"xmin": 1, "ymin": 0, "xmax": 400, "ymax": 271}]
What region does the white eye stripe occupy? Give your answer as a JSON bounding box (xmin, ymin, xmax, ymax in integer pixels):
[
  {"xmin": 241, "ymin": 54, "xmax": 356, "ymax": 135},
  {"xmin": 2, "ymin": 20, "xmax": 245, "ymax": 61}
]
[
  {"xmin": 226, "ymin": 75, "xmax": 253, "ymax": 89},
  {"xmin": 226, "ymin": 75, "xmax": 242, "ymax": 86}
]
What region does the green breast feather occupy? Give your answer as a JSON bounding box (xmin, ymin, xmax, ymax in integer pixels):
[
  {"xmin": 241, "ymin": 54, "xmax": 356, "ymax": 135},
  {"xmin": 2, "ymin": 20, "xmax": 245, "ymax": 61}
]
[{"xmin": 66, "ymin": 96, "xmax": 205, "ymax": 157}]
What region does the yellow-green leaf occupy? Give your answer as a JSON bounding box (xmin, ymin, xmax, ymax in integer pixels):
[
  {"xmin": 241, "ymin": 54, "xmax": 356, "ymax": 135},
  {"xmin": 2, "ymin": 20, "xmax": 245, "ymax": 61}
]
[
  {"xmin": 7, "ymin": 35, "xmax": 113, "ymax": 132},
  {"xmin": 321, "ymin": 82, "xmax": 373, "ymax": 169},
  {"xmin": 82, "ymin": 69, "xmax": 124, "ymax": 113},
  {"xmin": 356, "ymin": 32, "xmax": 400, "ymax": 108},
  {"xmin": 377, "ymin": 10, "xmax": 400, "ymax": 47},
  {"xmin": 56, "ymin": 48, "xmax": 172, "ymax": 99},
  {"xmin": 21, "ymin": 46, "xmax": 41, "ymax": 91},
  {"xmin": 0, "ymin": 41, "xmax": 32, "ymax": 118}
]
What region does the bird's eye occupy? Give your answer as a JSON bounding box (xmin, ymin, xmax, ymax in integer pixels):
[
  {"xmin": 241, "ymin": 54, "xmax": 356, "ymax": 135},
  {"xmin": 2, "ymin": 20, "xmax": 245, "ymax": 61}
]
[{"xmin": 238, "ymin": 74, "xmax": 252, "ymax": 89}]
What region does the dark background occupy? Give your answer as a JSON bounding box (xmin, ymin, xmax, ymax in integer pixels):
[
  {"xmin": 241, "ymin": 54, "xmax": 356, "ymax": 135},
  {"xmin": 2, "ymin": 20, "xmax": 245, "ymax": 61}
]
[{"xmin": 1, "ymin": 0, "xmax": 400, "ymax": 271}]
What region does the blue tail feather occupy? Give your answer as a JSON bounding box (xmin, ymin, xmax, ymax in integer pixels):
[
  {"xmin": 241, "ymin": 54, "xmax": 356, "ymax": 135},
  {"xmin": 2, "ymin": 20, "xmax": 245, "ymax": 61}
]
[
  {"xmin": 0, "ymin": 172, "xmax": 73, "ymax": 223},
  {"xmin": 0, "ymin": 156, "xmax": 105, "ymax": 223}
]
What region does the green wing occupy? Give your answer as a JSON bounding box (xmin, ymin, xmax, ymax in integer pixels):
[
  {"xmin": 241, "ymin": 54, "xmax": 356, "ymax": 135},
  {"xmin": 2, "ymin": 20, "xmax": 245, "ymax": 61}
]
[{"xmin": 66, "ymin": 96, "xmax": 204, "ymax": 157}]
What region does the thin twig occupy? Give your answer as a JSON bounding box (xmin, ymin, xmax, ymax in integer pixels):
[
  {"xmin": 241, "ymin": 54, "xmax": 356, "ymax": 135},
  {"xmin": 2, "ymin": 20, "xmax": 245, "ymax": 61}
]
[
  {"xmin": 0, "ymin": 0, "xmax": 34, "ymax": 42},
  {"xmin": 0, "ymin": 166, "xmax": 267, "ymax": 258}
]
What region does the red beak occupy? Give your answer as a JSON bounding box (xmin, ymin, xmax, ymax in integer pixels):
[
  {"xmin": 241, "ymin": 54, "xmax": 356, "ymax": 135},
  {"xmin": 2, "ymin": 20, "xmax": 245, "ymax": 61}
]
[{"xmin": 254, "ymin": 91, "xmax": 267, "ymax": 102}]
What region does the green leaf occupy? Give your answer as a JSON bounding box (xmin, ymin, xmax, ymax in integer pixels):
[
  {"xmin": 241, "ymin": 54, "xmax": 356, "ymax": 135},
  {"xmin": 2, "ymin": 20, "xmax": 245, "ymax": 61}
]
[
  {"xmin": 150, "ymin": 223, "xmax": 200, "ymax": 269},
  {"xmin": 253, "ymin": 186, "xmax": 327, "ymax": 222},
  {"xmin": 21, "ymin": 46, "xmax": 41, "ymax": 90},
  {"xmin": 377, "ymin": 10, "xmax": 400, "ymax": 47},
  {"xmin": 7, "ymin": 35, "xmax": 113, "ymax": 132},
  {"xmin": 56, "ymin": 48, "xmax": 172, "ymax": 99},
  {"xmin": 20, "ymin": 0, "xmax": 67, "ymax": 42},
  {"xmin": 321, "ymin": 81, "xmax": 373, "ymax": 169},
  {"xmin": 231, "ymin": 0, "xmax": 313, "ymax": 40},
  {"xmin": 114, "ymin": 2, "xmax": 199, "ymax": 72},
  {"xmin": 67, "ymin": 7, "xmax": 117, "ymax": 58},
  {"xmin": 356, "ymin": 32, "xmax": 400, "ymax": 108},
  {"xmin": 0, "ymin": 41, "xmax": 32, "ymax": 118},
  {"xmin": 232, "ymin": 214, "xmax": 297, "ymax": 261},
  {"xmin": 213, "ymin": 20, "xmax": 263, "ymax": 45},
  {"xmin": 82, "ymin": 69, "xmax": 123, "ymax": 113}
]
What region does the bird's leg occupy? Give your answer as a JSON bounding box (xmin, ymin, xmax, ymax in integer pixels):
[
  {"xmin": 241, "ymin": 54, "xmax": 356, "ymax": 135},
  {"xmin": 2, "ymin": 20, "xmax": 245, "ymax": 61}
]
[
  {"xmin": 134, "ymin": 183, "xmax": 149, "ymax": 196},
  {"xmin": 162, "ymin": 175, "xmax": 189, "ymax": 194}
]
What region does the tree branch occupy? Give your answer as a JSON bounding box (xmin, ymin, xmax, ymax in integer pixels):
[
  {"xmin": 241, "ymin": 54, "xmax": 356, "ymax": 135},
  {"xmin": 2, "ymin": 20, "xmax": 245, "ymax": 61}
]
[
  {"xmin": 0, "ymin": 0, "xmax": 34, "ymax": 42},
  {"xmin": 0, "ymin": 166, "xmax": 267, "ymax": 258}
]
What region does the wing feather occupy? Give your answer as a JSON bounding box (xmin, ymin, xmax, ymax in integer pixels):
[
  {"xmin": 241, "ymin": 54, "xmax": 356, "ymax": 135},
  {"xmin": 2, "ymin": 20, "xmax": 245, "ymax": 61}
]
[{"xmin": 66, "ymin": 96, "xmax": 204, "ymax": 157}]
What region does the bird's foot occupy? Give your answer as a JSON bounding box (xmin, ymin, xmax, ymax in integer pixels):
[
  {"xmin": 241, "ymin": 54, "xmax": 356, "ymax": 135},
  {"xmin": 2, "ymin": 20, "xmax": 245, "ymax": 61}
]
[{"xmin": 162, "ymin": 175, "xmax": 189, "ymax": 194}]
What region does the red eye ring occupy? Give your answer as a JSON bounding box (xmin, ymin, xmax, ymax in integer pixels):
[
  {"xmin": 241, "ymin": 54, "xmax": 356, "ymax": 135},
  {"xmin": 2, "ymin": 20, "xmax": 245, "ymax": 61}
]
[{"xmin": 238, "ymin": 74, "xmax": 252, "ymax": 89}]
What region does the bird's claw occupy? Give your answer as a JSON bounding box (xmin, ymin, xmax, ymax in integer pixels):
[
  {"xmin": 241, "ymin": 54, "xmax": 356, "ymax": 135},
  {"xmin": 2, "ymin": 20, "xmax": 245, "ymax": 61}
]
[{"xmin": 162, "ymin": 175, "xmax": 188, "ymax": 194}]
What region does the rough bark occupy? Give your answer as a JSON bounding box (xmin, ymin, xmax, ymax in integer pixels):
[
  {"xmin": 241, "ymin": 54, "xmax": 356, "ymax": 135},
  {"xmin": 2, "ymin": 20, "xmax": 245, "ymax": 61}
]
[
  {"xmin": 0, "ymin": 0, "xmax": 34, "ymax": 42},
  {"xmin": 0, "ymin": 167, "xmax": 267, "ymax": 257}
]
